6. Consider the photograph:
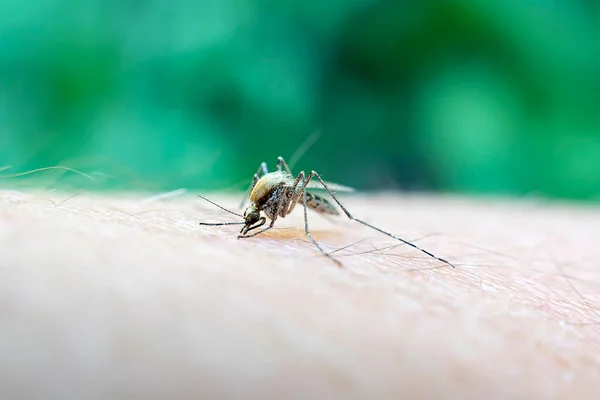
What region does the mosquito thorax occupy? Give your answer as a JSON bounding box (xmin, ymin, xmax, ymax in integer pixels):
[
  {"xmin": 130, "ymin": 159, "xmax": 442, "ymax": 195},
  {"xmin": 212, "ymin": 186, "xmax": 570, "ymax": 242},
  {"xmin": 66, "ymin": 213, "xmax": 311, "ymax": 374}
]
[{"xmin": 249, "ymin": 171, "xmax": 288, "ymax": 204}]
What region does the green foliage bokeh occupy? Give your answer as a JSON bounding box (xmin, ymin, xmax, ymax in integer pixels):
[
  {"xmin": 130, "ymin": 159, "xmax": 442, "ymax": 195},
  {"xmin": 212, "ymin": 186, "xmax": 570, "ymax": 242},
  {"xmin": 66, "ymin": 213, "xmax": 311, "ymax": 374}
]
[{"xmin": 1, "ymin": 0, "xmax": 599, "ymax": 200}]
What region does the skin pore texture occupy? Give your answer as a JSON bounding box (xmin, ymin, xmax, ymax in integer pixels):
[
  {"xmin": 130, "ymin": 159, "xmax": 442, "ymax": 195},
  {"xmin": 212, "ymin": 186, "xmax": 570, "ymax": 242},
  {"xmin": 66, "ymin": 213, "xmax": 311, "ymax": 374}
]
[{"xmin": 1, "ymin": 188, "xmax": 599, "ymax": 399}]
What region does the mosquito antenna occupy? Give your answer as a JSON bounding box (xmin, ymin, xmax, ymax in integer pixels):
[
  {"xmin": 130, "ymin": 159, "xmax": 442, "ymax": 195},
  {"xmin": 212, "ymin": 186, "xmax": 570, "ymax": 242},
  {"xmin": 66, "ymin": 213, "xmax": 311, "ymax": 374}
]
[{"xmin": 197, "ymin": 195, "xmax": 244, "ymax": 218}]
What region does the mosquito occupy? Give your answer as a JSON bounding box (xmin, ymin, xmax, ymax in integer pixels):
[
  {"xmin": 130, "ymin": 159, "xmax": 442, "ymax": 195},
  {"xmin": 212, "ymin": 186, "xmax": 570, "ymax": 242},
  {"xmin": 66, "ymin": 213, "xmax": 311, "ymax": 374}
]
[{"xmin": 198, "ymin": 156, "xmax": 455, "ymax": 268}]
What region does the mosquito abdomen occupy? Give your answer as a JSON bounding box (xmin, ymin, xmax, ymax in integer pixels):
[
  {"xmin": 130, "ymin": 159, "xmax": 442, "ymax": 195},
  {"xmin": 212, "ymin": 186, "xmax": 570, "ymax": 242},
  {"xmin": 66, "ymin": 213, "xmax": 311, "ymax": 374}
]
[{"xmin": 302, "ymin": 192, "xmax": 339, "ymax": 215}]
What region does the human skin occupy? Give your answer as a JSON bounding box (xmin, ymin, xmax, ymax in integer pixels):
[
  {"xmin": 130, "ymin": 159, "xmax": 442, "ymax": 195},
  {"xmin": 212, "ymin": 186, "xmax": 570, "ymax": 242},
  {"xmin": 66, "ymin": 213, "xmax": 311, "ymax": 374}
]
[{"xmin": 1, "ymin": 189, "xmax": 599, "ymax": 399}]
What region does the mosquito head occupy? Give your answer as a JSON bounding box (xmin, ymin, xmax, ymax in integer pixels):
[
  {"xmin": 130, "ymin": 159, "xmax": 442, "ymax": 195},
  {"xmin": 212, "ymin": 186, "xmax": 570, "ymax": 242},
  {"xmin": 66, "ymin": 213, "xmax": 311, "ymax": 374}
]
[{"xmin": 241, "ymin": 203, "xmax": 266, "ymax": 235}]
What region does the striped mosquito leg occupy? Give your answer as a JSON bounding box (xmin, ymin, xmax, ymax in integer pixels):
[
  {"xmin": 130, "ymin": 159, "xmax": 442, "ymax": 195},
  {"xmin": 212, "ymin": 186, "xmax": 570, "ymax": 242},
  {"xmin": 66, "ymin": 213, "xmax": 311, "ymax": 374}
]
[
  {"xmin": 281, "ymin": 171, "xmax": 305, "ymax": 216},
  {"xmin": 298, "ymin": 172, "xmax": 342, "ymax": 267},
  {"xmin": 277, "ymin": 156, "xmax": 293, "ymax": 175},
  {"xmin": 303, "ymin": 171, "xmax": 455, "ymax": 268}
]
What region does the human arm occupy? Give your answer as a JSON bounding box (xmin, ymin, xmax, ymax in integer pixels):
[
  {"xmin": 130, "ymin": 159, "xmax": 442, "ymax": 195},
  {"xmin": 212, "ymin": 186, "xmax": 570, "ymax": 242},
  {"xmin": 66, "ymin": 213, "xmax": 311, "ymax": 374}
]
[{"xmin": 1, "ymin": 190, "xmax": 599, "ymax": 398}]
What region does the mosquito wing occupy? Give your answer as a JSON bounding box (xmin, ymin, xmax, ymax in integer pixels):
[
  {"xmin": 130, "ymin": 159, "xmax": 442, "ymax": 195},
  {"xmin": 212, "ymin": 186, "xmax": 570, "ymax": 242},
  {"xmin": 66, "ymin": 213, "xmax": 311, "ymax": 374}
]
[
  {"xmin": 303, "ymin": 180, "xmax": 355, "ymax": 192},
  {"xmin": 282, "ymin": 174, "xmax": 355, "ymax": 192}
]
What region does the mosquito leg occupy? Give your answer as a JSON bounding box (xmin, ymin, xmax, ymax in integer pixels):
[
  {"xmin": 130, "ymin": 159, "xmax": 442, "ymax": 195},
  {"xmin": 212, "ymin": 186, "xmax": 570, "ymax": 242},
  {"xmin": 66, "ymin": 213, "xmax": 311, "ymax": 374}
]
[
  {"xmin": 239, "ymin": 162, "xmax": 269, "ymax": 209},
  {"xmin": 276, "ymin": 170, "xmax": 341, "ymax": 265},
  {"xmin": 281, "ymin": 171, "xmax": 305, "ymax": 216},
  {"xmin": 271, "ymin": 183, "xmax": 289, "ymax": 220},
  {"xmin": 298, "ymin": 172, "xmax": 342, "ymax": 267},
  {"xmin": 304, "ymin": 171, "xmax": 455, "ymax": 268},
  {"xmin": 277, "ymin": 156, "xmax": 293, "ymax": 175}
]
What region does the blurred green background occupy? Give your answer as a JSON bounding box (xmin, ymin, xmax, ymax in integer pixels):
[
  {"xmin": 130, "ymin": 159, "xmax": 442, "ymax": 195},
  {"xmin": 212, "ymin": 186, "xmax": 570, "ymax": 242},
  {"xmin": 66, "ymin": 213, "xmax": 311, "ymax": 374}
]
[{"xmin": 1, "ymin": 0, "xmax": 599, "ymax": 199}]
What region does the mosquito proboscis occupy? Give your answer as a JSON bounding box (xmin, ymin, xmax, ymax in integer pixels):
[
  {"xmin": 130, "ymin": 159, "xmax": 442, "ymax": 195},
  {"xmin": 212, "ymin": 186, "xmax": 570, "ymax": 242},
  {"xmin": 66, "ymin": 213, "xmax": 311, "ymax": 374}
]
[{"xmin": 198, "ymin": 156, "xmax": 455, "ymax": 268}]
